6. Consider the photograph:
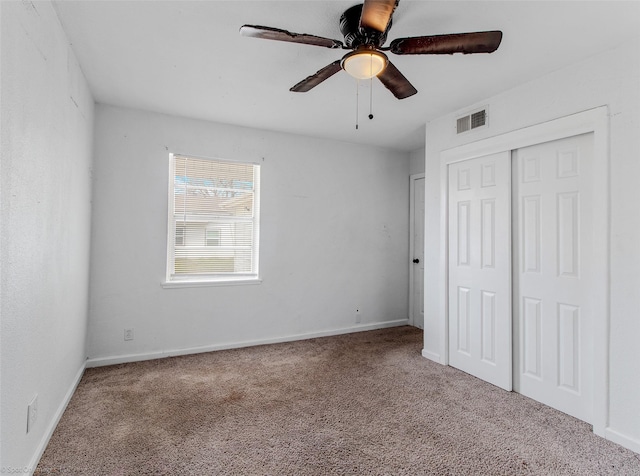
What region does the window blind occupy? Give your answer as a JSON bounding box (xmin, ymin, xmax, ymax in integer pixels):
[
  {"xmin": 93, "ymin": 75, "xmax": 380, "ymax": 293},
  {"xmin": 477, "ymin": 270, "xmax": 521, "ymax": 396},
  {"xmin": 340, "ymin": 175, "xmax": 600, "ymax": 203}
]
[{"xmin": 167, "ymin": 154, "xmax": 260, "ymax": 282}]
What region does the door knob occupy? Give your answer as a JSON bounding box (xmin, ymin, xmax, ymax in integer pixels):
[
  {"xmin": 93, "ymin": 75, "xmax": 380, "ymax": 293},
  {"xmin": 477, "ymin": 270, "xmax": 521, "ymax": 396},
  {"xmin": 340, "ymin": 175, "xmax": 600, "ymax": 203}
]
[{"xmin": 413, "ymin": 258, "xmax": 420, "ymax": 264}]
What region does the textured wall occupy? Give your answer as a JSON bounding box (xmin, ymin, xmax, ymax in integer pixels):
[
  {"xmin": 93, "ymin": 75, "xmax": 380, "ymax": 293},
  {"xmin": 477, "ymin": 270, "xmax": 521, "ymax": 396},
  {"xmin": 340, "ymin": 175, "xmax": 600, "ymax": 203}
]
[
  {"xmin": 88, "ymin": 104, "xmax": 410, "ymax": 363},
  {"xmin": 0, "ymin": 0, "xmax": 94, "ymax": 471}
]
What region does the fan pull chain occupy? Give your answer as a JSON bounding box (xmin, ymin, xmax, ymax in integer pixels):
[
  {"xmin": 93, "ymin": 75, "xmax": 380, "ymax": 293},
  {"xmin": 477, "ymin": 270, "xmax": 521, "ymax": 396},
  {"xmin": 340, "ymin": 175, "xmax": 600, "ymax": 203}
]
[
  {"xmin": 369, "ymin": 76, "xmax": 374, "ymax": 120},
  {"xmin": 355, "ymin": 79, "xmax": 359, "ymax": 130},
  {"xmin": 369, "ymin": 55, "xmax": 374, "ymax": 120}
]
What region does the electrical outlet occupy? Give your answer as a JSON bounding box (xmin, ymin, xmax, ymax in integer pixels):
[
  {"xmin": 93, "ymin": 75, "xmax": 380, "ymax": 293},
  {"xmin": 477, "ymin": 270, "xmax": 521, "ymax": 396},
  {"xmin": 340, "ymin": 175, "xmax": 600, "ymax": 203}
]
[
  {"xmin": 27, "ymin": 394, "xmax": 38, "ymax": 434},
  {"xmin": 355, "ymin": 309, "xmax": 362, "ymax": 324},
  {"xmin": 124, "ymin": 328, "xmax": 134, "ymax": 341}
]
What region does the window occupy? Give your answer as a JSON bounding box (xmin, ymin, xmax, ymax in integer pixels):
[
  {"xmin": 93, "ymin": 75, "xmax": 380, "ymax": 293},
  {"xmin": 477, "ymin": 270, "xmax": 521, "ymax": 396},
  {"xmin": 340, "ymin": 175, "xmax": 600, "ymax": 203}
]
[
  {"xmin": 175, "ymin": 224, "xmax": 185, "ymax": 246},
  {"xmin": 205, "ymin": 228, "xmax": 221, "ymax": 246},
  {"xmin": 166, "ymin": 154, "xmax": 260, "ymax": 285}
]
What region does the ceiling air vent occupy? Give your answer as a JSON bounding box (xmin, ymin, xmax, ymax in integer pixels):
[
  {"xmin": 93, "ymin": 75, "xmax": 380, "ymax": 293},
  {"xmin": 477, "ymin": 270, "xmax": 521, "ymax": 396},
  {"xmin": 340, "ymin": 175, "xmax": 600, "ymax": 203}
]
[{"xmin": 456, "ymin": 107, "xmax": 488, "ymax": 134}]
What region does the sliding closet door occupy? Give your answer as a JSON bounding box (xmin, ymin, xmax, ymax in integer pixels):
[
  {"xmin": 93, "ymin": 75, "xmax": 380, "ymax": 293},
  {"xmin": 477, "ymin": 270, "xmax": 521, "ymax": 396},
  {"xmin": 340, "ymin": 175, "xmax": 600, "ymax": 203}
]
[
  {"xmin": 448, "ymin": 152, "xmax": 512, "ymax": 391},
  {"xmin": 512, "ymin": 133, "xmax": 594, "ymax": 423}
]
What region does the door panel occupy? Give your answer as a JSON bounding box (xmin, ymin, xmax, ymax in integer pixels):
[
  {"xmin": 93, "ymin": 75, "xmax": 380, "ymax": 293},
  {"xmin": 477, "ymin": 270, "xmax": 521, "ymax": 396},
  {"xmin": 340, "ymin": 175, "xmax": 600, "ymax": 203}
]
[
  {"xmin": 512, "ymin": 133, "xmax": 593, "ymax": 423},
  {"xmin": 411, "ymin": 176, "xmax": 425, "ymax": 329},
  {"xmin": 448, "ymin": 152, "xmax": 512, "ymax": 390}
]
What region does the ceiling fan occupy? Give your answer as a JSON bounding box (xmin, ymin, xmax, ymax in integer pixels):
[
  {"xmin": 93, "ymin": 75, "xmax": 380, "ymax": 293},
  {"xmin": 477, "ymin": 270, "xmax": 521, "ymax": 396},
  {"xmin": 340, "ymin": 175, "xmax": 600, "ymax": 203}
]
[{"xmin": 240, "ymin": 0, "xmax": 503, "ymax": 99}]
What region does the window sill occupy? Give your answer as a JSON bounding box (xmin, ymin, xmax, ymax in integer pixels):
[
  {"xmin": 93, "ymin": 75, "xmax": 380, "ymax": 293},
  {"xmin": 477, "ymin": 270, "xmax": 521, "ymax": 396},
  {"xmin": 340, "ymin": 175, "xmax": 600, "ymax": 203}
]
[{"xmin": 161, "ymin": 277, "xmax": 262, "ymax": 289}]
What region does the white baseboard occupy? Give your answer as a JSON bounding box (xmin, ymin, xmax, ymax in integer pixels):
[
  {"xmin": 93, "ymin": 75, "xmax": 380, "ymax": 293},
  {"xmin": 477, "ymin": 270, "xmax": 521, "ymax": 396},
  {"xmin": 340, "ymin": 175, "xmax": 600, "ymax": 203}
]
[
  {"xmin": 86, "ymin": 319, "xmax": 410, "ymax": 368},
  {"xmin": 605, "ymin": 427, "xmax": 640, "ymax": 455},
  {"xmin": 27, "ymin": 362, "xmax": 86, "ymax": 475},
  {"xmin": 421, "ymin": 348, "xmax": 441, "ymax": 363}
]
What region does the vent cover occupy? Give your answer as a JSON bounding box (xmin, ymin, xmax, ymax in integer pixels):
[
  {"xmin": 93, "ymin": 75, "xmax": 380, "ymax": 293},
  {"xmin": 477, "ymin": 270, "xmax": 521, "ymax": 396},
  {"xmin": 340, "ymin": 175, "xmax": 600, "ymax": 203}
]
[
  {"xmin": 456, "ymin": 108, "xmax": 487, "ymax": 134},
  {"xmin": 456, "ymin": 115, "xmax": 471, "ymax": 134}
]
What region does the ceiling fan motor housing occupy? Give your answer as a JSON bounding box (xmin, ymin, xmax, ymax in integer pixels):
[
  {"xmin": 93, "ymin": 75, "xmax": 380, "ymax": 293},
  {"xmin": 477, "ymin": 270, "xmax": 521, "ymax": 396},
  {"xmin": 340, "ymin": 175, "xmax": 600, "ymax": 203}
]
[{"xmin": 340, "ymin": 4, "xmax": 390, "ymax": 48}]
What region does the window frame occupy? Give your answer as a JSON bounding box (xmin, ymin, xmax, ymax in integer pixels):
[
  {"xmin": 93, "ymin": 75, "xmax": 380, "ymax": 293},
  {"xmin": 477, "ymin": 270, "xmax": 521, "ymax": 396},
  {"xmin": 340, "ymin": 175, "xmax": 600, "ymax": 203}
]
[{"xmin": 163, "ymin": 153, "xmax": 261, "ymax": 288}]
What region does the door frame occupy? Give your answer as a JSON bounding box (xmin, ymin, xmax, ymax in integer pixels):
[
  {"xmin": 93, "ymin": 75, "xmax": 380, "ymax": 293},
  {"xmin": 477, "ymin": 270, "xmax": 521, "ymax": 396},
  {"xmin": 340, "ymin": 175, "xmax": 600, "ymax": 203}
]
[
  {"xmin": 409, "ymin": 173, "xmax": 425, "ymax": 327},
  {"xmin": 437, "ymin": 106, "xmax": 609, "ymax": 436}
]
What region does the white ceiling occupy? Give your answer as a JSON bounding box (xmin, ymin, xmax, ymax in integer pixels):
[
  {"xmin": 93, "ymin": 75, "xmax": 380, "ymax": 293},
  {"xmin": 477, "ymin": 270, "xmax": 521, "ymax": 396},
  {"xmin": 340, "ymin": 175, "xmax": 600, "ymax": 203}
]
[{"xmin": 52, "ymin": 1, "xmax": 640, "ymax": 152}]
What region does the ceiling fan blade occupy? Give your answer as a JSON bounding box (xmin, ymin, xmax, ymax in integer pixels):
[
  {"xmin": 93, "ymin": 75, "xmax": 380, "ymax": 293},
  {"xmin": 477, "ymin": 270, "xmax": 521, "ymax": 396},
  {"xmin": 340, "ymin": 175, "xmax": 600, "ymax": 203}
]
[
  {"xmin": 290, "ymin": 61, "xmax": 343, "ymax": 93},
  {"xmin": 377, "ymin": 61, "xmax": 417, "ymax": 99},
  {"xmin": 390, "ymin": 31, "xmax": 503, "ymax": 55},
  {"xmin": 359, "ymin": 0, "xmax": 398, "ymax": 33},
  {"xmin": 240, "ymin": 25, "xmax": 343, "ymax": 49}
]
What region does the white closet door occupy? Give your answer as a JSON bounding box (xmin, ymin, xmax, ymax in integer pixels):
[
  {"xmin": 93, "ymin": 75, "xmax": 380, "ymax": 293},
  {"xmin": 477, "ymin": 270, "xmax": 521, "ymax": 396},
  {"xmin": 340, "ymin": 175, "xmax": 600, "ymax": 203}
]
[
  {"xmin": 513, "ymin": 133, "xmax": 594, "ymax": 423},
  {"xmin": 448, "ymin": 152, "xmax": 512, "ymax": 390}
]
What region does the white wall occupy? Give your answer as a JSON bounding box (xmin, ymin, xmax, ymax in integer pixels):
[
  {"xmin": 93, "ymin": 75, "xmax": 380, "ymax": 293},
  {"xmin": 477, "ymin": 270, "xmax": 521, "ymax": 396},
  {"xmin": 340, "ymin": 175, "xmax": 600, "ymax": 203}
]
[
  {"xmin": 0, "ymin": 1, "xmax": 94, "ymax": 471},
  {"xmin": 409, "ymin": 147, "xmax": 425, "ymax": 175},
  {"xmin": 88, "ymin": 105, "xmax": 410, "ymax": 363},
  {"xmin": 422, "ymin": 42, "xmax": 640, "ymax": 451}
]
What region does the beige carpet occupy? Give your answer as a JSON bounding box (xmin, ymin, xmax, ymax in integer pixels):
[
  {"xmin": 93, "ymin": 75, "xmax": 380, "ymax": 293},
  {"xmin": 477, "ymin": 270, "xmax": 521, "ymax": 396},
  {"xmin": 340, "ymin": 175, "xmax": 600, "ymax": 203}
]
[{"xmin": 36, "ymin": 326, "xmax": 639, "ymax": 475}]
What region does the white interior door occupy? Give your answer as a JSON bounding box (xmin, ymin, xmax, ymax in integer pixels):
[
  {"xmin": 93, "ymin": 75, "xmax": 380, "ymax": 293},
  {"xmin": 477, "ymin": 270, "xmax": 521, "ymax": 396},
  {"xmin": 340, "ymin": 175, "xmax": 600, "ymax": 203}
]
[
  {"xmin": 512, "ymin": 133, "xmax": 594, "ymax": 423},
  {"xmin": 448, "ymin": 152, "xmax": 512, "ymax": 390},
  {"xmin": 410, "ymin": 174, "xmax": 425, "ymax": 329}
]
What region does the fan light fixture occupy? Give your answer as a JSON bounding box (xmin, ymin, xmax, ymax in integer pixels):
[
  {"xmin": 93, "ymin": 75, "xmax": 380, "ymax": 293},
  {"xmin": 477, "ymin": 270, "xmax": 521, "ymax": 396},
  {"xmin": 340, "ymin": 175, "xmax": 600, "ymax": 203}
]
[{"xmin": 341, "ymin": 49, "xmax": 388, "ymax": 80}]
